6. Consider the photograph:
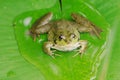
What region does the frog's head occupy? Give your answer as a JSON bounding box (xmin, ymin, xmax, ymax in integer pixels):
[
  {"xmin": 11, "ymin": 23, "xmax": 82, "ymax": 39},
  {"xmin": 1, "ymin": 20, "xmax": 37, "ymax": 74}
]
[{"xmin": 54, "ymin": 28, "xmax": 80, "ymax": 46}]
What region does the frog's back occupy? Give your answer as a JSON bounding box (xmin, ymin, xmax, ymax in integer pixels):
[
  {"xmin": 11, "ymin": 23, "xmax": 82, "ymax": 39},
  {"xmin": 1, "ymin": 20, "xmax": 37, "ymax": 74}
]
[
  {"xmin": 53, "ymin": 19, "xmax": 77, "ymax": 30},
  {"xmin": 48, "ymin": 19, "xmax": 78, "ymax": 42}
]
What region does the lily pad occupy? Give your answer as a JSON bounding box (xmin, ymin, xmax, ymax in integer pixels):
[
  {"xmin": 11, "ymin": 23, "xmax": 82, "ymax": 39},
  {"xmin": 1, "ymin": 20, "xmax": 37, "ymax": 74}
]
[{"xmin": 13, "ymin": 0, "xmax": 109, "ymax": 80}]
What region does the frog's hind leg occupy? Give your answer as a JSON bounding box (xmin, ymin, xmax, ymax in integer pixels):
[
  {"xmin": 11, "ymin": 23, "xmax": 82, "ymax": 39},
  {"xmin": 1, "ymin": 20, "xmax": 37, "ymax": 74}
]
[
  {"xmin": 71, "ymin": 13, "xmax": 102, "ymax": 38},
  {"xmin": 32, "ymin": 12, "xmax": 53, "ymax": 28},
  {"xmin": 29, "ymin": 12, "xmax": 53, "ymax": 41}
]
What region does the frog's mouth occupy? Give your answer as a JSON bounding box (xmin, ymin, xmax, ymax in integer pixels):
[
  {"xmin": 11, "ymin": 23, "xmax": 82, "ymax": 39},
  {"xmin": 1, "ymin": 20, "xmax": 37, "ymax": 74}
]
[{"xmin": 52, "ymin": 42, "xmax": 80, "ymax": 51}]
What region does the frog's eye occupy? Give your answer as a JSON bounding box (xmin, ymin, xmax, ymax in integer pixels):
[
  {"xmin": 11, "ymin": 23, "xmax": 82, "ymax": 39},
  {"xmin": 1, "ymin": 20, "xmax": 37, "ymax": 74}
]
[
  {"xmin": 59, "ymin": 35, "xmax": 65, "ymax": 40},
  {"xmin": 70, "ymin": 34, "xmax": 76, "ymax": 38}
]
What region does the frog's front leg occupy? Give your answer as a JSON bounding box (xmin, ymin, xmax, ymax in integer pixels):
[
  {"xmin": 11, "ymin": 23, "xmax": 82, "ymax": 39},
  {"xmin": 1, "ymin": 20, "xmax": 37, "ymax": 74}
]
[
  {"xmin": 73, "ymin": 40, "xmax": 87, "ymax": 57},
  {"xmin": 43, "ymin": 42, "xmax": 54, "ymax": 57},
  {"xmin": 29, "ymin": 12, "xmax": 53, "ymax": 41},
  {"xmin": 43, "ymin": 42, "xmax": 61, "ymax": 58},
  {"xmin": 30, "ymin": 24, "xmax": 52, "ymax": 41}
]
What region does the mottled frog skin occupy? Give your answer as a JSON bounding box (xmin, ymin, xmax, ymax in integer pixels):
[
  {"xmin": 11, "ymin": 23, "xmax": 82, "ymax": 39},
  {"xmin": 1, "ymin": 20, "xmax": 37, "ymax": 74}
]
[{"xmin": 29, "ymin": 12, "xmax": 102, "ymax": 58}]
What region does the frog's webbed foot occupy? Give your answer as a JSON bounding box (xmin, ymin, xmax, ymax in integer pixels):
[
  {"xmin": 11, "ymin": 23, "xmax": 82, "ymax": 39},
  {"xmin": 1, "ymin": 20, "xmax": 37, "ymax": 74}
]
[
  {"xmin": 29, "ymin": 12, "xmax": 53, "ymax": 41},
  {"xmin": 71, "ymin": 13, "xmax": 102, "ymax": 39},
  {"xmin": 73, "ymin": 40, "xmax": 87, "ymax": 57},
  {"xmin": 43, "ymin": 42, "xmax": 61, "ymax": 58}
]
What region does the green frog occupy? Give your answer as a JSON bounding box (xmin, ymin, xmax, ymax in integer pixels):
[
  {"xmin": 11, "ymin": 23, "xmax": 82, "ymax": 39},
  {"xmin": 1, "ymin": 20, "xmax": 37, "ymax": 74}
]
[{"xmin": 29, "ymin": 12, "xmax": 102, "ymax": 58}]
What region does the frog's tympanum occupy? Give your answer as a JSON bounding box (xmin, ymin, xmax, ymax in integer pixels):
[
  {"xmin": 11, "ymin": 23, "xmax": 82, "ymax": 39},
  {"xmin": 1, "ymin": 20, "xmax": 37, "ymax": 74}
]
[{"xmin": 29, "ymin": 12, "xmax": 102, "ymax": 58}]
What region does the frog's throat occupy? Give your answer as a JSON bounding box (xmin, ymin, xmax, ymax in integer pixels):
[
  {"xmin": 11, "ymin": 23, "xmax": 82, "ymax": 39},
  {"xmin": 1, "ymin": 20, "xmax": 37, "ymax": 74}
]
[{"xmin": 52, "ymin": 42, "xmax": 80, "ymax": 51}]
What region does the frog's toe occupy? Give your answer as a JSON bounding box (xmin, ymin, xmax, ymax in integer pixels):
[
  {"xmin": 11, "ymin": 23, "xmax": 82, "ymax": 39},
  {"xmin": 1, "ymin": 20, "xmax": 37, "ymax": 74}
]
[
  {"xmin": 37, "ymin": 34, "xmax": 40, "ymax": 38},
  {"xmin": 54, "ymin": 53, "xmax": 62, "ymax": 57},
  {"xmin": 33, "ymin": 37, "xmax": 36, "ymax": 41},
  {"xmin": 51, "ymin": 55, "xmax": 55, "ymax": 59},
  {"xmin": 80, "ymin": 48, "xmax": 86, "ymax": 53},
  {"xmin": 47, "ymin": 52, "xmax": 55, "ymax": 58},
  {"xmin": 73, "ymin": 52, "xmax": 84, "ymax": 58},
  {"xmin": 50, "ymin": 53, "xmax": 62, "ymax": 59},
  {"xmin": 52, "ymin": 50, "xmax": 57, "ymax": 53},
  {"xmin": 73, "ymin": 49, "xmax": 85, "ymax": 57},
  {"xmin": 72, "ymin": 52, "xmax": 80, "ymax": 57}
]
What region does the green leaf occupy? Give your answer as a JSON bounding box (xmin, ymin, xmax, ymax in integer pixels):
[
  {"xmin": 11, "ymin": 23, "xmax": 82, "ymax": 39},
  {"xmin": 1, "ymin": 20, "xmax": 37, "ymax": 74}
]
[
  {"xmin": 13, "ymin": 0, "xmax": 109, "ymax": 80},
  {"xmin": 0, "ymin": 0, "xmax": 120, "ymax": 80}
]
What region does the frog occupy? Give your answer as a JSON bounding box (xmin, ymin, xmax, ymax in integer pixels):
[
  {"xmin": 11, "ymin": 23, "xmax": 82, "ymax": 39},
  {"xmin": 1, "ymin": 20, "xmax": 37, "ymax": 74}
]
[{"xmin": 29, "ymin": 12, "xmax": 102, "ymax": 58}]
